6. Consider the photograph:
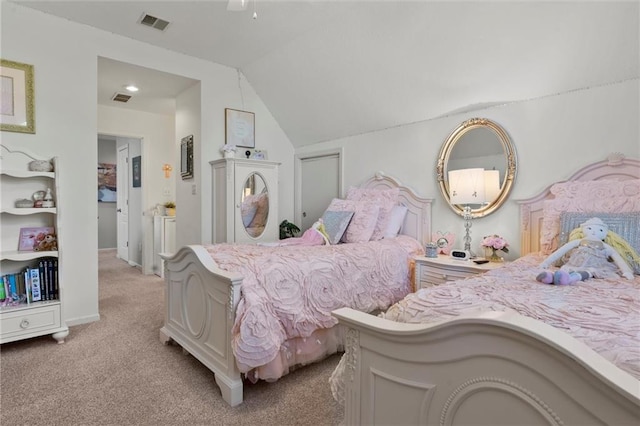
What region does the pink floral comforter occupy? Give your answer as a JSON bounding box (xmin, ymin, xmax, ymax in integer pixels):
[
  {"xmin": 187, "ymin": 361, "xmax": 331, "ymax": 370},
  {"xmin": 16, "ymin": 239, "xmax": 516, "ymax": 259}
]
[
  {"xmin": 204, "ymin": 235, "xmax": 423, "ymax": 374},
  {"xmin": 383, "ymin": 254, "xmax": 640, "ymax": 380}
]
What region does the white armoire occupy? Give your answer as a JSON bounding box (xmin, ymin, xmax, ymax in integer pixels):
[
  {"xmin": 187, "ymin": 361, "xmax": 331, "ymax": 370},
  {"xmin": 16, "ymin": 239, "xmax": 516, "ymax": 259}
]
[{"xmin": 210, "ymin": 158, "xmax": 280, "ymax": 244}]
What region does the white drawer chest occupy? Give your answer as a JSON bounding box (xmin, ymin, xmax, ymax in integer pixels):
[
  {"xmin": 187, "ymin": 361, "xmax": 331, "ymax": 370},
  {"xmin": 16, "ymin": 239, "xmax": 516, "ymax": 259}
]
[{"xmin": 414, "ymin": 254, "xmax": 506, "ymax": 289}]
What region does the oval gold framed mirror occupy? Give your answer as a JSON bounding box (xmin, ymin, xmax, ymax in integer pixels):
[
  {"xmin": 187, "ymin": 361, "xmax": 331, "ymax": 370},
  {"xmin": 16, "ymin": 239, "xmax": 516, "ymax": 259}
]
[
  {"xmin": 436, "ymin": 118, "xmax": 517, "ymax": 218},
  {"xmin": 240, "ymin": 172, "xmax": 269, "ymax": 238}
]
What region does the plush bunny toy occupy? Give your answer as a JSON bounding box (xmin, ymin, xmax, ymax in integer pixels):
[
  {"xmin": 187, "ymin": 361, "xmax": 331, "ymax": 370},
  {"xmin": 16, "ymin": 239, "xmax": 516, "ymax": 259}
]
[{"xmin": 536, "ymin": 217, "xmax": 635, "ymax": 285}]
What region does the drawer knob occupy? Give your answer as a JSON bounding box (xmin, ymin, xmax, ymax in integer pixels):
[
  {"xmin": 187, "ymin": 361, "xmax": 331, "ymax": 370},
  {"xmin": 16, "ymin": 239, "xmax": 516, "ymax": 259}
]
[{"xmin": 20, "ymin": 319, "xmax": 30, "ymax": 329}]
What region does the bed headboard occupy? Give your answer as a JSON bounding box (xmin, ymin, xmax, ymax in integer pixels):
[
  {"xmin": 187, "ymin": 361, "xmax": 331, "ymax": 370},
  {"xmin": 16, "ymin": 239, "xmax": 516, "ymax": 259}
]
[
  {"xmin": 360, "ymin": 172, "xmax": 433, "ymax": 245},
  {"xmin": 517, "ymin": 153, "xmax": 640, "ymax": 255}
]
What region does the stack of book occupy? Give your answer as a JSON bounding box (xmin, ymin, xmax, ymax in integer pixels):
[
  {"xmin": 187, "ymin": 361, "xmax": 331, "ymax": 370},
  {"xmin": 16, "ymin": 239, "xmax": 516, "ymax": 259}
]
[{"xmin": 0, "ymin": 257, "xmax": 59, "ymax": 304}]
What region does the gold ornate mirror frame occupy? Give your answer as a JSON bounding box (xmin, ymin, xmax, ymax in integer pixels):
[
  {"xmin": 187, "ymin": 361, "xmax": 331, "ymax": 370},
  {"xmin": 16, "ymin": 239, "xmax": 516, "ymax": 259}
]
[{"xmin": 436, "ymin": 118, "xmax": 517, "ymax": 218}]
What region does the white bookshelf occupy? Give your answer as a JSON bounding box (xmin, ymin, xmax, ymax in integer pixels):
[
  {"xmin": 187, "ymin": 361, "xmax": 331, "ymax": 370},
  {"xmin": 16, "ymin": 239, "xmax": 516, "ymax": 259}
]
[{"xmin": 0, "ymin": 144, "xmax": 68, "ymax": 344}]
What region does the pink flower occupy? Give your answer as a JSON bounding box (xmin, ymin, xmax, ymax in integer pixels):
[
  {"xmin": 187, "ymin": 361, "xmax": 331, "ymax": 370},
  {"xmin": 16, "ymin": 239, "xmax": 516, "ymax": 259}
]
[{"xmin": 481, "ymin": 235, "xmax": 509, "ymax": 253}]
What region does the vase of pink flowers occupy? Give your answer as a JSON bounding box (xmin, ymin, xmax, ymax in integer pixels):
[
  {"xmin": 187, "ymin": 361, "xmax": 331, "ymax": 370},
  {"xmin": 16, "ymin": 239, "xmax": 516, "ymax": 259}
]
[{"xmin": 481, "ymin": 234, "xmax": 509, "ymax": 262}]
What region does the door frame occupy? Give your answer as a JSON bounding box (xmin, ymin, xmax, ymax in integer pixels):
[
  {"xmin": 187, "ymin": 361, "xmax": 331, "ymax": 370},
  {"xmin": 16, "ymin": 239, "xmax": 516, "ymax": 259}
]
[
  {"xmin": 99, "ymin": 132, "xmax": 149, "ymax": 274},
  {"xmin": 294, "ymin": 147, "xmax": 344, "ymax": 230}
]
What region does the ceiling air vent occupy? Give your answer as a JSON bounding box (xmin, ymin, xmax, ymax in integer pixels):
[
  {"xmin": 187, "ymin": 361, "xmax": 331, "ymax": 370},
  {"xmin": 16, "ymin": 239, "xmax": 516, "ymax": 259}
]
[
  {"xmin": 139, "ymin": 13, "xmax": 170, "ymax": 31},
  {"xmin": 112, "ymin": 93, "xmax": 132, "ymax": 103}
]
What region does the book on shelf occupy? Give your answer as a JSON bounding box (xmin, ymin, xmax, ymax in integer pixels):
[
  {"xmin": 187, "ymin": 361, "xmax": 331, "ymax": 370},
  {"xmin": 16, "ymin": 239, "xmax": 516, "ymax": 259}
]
[
  {"xmin": 0, "ymin": 259, "xmax": 58, "ymax": 305},
  {"xmin": 29, "ymin": 268, "xmax": 42, "ymax": 302}
]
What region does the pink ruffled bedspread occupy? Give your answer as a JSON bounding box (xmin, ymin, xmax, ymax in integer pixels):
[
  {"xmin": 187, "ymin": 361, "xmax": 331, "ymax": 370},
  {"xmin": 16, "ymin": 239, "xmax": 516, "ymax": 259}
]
[
  {"xmin": 204, "ymin": 235, "xmax": 422, "ymax": 379},
  {"xmin": 383, "ymin": 254, "xmax": 640, "ymax": 380}
]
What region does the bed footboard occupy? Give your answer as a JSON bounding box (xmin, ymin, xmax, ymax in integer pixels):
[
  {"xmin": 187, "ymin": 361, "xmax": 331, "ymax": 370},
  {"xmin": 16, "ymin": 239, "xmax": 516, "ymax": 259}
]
[
  {"xmin": 160, "ymin": 245, "xmax": 244, "ymax": 406},
  {"xmin": 332, "ymin": 308, "xmax": 640, "ymax": 425}
]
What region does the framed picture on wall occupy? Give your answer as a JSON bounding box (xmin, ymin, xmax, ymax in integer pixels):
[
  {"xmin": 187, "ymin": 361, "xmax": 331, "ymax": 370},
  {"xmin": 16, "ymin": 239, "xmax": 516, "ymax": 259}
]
[
  {"xmin": 132, "ymin": 156, "xmax": 141, "ymax": 188},
  {"xmin": 97, "ymin": 163, "xmax": 117, "ymax": 202},
  {"xmin": 181, "ymin": 135, "xmax": 194, "ymax": 180},
  {"xmin": 0, "ymin": 59, "xmax": 35, "ymax": 134},
  {"xmin": 225, "ymin": 108, "xmax": 255, "ymax": 148}
]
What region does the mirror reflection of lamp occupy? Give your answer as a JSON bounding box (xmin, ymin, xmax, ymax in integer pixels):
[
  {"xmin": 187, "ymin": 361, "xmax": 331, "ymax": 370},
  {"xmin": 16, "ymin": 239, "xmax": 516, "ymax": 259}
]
[
  {"xmin": 163, "ymin": 164, "xmax": 173, "ymax": 178},
  {"xmin": 448, "ymin": 168, "xmax": 486, "ymax": 257},
  {"xmin": 484, "ymin": 169, "xmax": 500, "ymax": 203}
]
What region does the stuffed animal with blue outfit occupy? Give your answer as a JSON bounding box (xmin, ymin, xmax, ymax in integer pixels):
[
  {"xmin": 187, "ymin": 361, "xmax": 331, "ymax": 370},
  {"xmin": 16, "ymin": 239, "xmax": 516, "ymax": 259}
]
[{"xmin": 536, "ymin": 217, "xmax": 635, "ymax": 285}]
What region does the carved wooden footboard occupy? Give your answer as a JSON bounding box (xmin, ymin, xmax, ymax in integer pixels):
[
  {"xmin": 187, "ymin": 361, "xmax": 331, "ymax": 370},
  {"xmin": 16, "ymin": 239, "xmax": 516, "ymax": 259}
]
[
  {"xmin": 332, "ymin": 308, "xmax": 640, "ymax": 425},
  {"xmin": 159, "ymin": 245, "xmax": 244, "ymax": 406}
]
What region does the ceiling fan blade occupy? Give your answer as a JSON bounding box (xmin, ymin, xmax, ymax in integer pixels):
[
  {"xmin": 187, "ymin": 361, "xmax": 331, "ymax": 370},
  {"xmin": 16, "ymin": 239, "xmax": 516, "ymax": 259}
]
[{"xmin": 227, "ymin": 0, "xmax": 248, "ymax": 12}]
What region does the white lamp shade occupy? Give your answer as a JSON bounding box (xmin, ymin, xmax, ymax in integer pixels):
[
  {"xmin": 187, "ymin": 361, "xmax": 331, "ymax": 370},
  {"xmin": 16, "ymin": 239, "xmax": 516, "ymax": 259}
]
[
  {"xmin": 484, "ymin": 170, "xmax": 500, "ymax": 202},
  {"xmin": 448, "ymin": 168, "xmax": 486, "ymax": 205}
]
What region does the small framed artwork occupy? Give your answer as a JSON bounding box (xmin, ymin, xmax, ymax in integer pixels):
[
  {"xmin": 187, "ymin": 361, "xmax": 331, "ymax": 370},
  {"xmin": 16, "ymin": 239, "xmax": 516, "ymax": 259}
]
[
  {"xmin": 180, "ymin": 135, "xmax": 194, "ymax": 180},
  {"xmin": 132, "ymin": 156, "xmax": 141, "ymax": 188},
  {"xmin": 19, "ymin": 227, "xmax": 55, "ymax": 251},
  {"xmin": 225, "ymin": 108, "xmax": 255, "ymax": 148},
  {"xmin": 98, "ymin": 163, "xmax": 117, "ymax": 202},
  {"xmin": 1, "ymin": 59, "xmax": 35, "ymax": 134}
]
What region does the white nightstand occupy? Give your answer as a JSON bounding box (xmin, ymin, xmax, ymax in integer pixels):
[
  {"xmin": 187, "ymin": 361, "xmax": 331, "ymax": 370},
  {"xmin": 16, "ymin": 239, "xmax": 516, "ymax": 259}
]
[{"xmin": 414, "ymin": 254, "xmax": 506, "ymax": 289}]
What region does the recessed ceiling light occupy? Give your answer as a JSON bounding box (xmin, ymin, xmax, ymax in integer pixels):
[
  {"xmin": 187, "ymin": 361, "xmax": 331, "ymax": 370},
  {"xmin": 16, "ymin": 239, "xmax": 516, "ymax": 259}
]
[{"xmin": 125, "ymin": 85, "xmax": 139, "ymax": 92}]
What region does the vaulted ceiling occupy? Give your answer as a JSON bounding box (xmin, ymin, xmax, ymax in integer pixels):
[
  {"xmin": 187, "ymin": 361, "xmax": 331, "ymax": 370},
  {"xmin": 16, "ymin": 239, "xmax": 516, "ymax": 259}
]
[{"xmin": 13, "ymin": 1, "xmax": 640, "ymax": 147}]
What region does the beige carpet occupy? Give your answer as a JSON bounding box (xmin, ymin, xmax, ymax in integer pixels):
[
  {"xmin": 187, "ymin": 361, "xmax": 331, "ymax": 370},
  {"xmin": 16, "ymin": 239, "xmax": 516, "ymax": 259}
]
[{"xmin": 0, "ymin": 249, "xmax": 344, "ymax": 425}]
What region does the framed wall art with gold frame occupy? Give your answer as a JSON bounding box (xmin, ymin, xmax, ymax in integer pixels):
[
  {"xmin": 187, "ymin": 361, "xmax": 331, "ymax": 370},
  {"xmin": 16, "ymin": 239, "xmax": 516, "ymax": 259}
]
[{"xmin": 1, "ymin": 59, "xmax": 35, "ymax": 134}]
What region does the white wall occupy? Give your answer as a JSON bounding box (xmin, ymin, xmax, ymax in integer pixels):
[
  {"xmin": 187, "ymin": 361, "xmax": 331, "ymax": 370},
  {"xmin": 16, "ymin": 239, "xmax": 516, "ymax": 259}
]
[
  {"xmin": 296, "ymin": 79, "xmax": 640, "ymax": 258},
  {"xmin": 175, "ymin": 83, "xmax": 201, "ymax": 249},
  {"xmin": 1, "ymin": 3, "xmax": 294, "ymax": 326}
]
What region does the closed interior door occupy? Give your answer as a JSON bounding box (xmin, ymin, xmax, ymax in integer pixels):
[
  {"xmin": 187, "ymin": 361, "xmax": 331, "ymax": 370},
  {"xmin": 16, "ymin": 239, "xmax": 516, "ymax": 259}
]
[
  {"xmin": 300, "ymin": 154, "xmax": 340, "ymax": 232},
  {"xmin": 117, "ymin": 145, "xmax": 129, "ymax": 261}
]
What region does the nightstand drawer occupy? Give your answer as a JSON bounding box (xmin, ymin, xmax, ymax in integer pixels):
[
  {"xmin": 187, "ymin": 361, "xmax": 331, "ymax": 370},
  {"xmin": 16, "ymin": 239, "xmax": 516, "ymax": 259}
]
[
  {"xmin": 414, "ymin": 255, "xmax": 507, "ymax": 289},
  {"xmin": 421, "ymin": 265, "xmax": 474, "ymax": 286}
]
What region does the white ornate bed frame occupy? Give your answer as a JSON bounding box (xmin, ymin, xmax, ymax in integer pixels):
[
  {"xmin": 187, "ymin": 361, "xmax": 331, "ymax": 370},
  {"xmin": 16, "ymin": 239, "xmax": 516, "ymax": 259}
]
[
  {"xmin": 332, "ymin": 153, "xmax": 640, "ymax": 425},
  {"xmin": 159, "ymin": 172, "xmax": 432, "ymax": 406}
]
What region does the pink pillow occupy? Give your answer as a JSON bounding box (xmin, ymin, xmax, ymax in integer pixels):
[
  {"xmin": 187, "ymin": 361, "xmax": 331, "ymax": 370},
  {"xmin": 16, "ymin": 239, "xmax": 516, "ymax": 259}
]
[
  {"xmin": 345, "ymin": 187, "xmax": 400, "ymax": 240},
  {"xmin": 326, "ymin": 198, "xmax": 380, "ymax": 243},
  {"xmin": 539, "ymin": 179, "xmax": 640, "ymax": 254},
  {"xmin": 246, "ymin": 193, "xmax": 269, "ymax": 228}
]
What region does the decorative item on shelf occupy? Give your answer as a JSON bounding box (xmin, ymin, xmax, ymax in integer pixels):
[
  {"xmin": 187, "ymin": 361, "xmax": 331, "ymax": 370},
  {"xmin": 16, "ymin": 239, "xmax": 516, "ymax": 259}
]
[
  {"xmin": 221, "ymin": 144, "xmax": 237, "ymax": 158},
  {"xmin": 15, "ymin": 198, "xmax": 34, "ymax": 208},
  {"xmin": 41, "ymin": 187, "xmax": 55, "ymax": 208},
  {"xmin": 279, "ymin": 220, "xmax": 300, "ymax": 240},
  {"xmin": 28, "ymin": 159, "xmax": 53, "ymax": 172},
  {"xmin": 33, "ymin": 233, "xmax": 57, "ymax": 251},
  {"xmin": 432, "ymin": 231, "xmax": 455, "ymax": 255},
  {"xmin": 32, "ymin": 190, "xmax": 46, "ymax": 208},
  {"xmin": 18, "ymin": 226, "xmax": 55, "ymax": 251},
  {"xmin": 164, "ymin": 201, "xmax": 176, "ymax": 217},
  {"xmin": 448, "ymin": 168, "xmax": 486, "ymax": 257},
  {"xmin": 481, "ymin": 234, "xmax": 509, "ymax": 262},
  {"xmin": 425, "ymin": 242, "xmax": 438, "ymax": 258}
]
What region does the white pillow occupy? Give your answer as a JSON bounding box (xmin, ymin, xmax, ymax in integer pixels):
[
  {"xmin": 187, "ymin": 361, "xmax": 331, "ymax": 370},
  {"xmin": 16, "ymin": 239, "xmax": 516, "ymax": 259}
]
[{"xmin": 383, "ymin": 204, "xmax": 408, "ymax": 239}]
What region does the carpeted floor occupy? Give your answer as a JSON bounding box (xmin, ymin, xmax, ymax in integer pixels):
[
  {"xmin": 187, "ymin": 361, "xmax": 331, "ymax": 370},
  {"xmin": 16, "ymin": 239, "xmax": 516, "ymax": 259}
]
[{"xmin": 0, "ymin": 249, "xmax": 344, "ymax": 425}]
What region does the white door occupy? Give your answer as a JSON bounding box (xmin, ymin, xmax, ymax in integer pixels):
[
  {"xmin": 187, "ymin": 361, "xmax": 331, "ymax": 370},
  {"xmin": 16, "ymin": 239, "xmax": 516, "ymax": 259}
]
[
  {"xmin": 117, "ymin": 145, "xmax": 129, "ymax": 261},
  {"xmin": 299, "ymin": 153, "xmax": 340, "ymax": 232}
]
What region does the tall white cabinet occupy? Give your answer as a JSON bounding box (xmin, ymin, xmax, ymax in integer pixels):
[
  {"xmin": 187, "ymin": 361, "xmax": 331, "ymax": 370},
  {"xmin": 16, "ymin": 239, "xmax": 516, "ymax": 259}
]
[
  {"xmin": 210, "ymin": 158, "xmax": 280, "ymax": 244},
  {"xmin": 153, "ymin": 215, "xmax": 176, "ymax": 278},
  {"xmin": 0, "ymin": 144, "xmax": 69, "ymax": 344}
]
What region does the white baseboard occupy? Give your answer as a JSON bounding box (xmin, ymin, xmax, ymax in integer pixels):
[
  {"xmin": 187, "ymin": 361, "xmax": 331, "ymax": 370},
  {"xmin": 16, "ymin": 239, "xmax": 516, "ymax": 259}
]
[{"xmin": 65, "ymin": 313, "xmax": 100, "ymax": 327}]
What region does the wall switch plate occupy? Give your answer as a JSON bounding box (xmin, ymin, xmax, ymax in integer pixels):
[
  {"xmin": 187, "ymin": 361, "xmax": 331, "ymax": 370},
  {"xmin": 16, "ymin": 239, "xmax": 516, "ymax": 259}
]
[
  {"xmin": 162, "ymin": 187, "xmax": 171, "ymax": 196},
  {"xmin": 191, "ymin": 184, "xmax": 197, "ymax": 195}
]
